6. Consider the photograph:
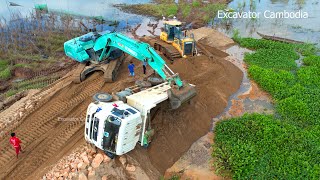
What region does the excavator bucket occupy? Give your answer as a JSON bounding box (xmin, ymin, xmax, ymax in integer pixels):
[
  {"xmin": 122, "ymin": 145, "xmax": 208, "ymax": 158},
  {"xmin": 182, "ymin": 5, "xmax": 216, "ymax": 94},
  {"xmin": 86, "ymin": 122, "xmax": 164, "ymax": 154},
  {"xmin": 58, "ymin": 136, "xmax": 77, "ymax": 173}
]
[{"xmin": 168, "ymin": 83, "xmax": 197, "ymax": 109}]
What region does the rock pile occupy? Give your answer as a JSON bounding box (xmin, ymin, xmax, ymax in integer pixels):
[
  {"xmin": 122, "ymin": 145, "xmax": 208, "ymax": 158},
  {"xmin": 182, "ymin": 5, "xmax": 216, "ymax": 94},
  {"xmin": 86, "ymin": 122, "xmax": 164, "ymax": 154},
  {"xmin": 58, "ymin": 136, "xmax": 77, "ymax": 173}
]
[{"xmin": 42, "ymin": 145, "xmax": 140, "ymax": 180}]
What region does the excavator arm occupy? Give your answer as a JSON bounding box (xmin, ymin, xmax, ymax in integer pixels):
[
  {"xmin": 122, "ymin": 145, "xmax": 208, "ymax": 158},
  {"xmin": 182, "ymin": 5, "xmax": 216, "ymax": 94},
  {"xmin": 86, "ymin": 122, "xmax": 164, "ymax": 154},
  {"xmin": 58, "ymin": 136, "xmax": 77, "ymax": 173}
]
[{"xmin": 93, "ymin": 33, "xmax": 184, "ymax": 87}]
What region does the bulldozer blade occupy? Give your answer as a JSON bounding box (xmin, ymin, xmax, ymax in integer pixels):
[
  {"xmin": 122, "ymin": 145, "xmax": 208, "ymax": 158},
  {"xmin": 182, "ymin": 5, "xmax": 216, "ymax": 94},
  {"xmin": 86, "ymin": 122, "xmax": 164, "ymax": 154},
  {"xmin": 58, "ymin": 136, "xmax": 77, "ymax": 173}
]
[{"xmin": 168, "ymin": 83, "xmax": 196, "ymax": 109}]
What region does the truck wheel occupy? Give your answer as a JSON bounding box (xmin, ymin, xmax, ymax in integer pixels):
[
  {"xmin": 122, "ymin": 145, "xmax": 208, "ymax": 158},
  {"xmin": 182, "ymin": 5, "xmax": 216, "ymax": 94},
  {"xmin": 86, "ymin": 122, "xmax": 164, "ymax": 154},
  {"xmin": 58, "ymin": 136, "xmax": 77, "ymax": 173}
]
[
  {"xmin": 135, "ymin": 80, "xmax": 152, "ymax": 88},
  {"xmin": 147, "ymin": 77, "xmax": 163, "ymax": 86},
  {"xmin": 93, "ymin": 93, "xmax": 112, "ymax": 102}
]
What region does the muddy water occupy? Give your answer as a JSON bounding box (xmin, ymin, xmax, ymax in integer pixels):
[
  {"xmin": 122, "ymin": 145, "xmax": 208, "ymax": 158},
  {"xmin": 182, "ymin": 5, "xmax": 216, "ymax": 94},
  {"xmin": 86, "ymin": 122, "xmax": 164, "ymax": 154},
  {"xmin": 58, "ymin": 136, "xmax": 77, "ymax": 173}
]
[
  {"xmin": 215, "ymin": 0, "xmax": 320, "ymax": 45},
  {"xmin": 214, "ymin": 45, "xmax": 274, "ymax": 122},
  {"xmin": 0, "ymin": 0, "xmax": 151, "ymax": 31}
]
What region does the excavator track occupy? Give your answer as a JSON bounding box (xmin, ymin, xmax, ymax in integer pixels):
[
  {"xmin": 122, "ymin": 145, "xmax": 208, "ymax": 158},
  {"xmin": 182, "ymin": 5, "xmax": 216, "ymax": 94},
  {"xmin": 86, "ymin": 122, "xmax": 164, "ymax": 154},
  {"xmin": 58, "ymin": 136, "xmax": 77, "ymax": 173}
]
[
  {"xmin": 104, "ymin": 54, "xmax": 128, "ymax": 82},
  {"xmin": 72, "ymin": 53, "xmax": 127, "ymax": 83},
  {"xmin": 141, "ymin": 37, "xmax": 202, "ymax": 63}
]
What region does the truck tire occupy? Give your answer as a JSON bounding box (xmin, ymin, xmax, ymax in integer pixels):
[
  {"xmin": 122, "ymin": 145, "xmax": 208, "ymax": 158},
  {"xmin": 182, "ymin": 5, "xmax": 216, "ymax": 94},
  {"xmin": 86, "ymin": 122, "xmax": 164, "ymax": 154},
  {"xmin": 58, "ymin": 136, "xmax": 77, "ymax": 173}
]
[
  {"xmin": 147, "ymin": 77, "xmax": 163, "ymax": 86},
  {"xmin": 93, "ymin": 93, "xmax": 112, "ymax": 102},
  {"xmin": 135, "ymin": 80, "xmax": 152, "ymax": 88}
]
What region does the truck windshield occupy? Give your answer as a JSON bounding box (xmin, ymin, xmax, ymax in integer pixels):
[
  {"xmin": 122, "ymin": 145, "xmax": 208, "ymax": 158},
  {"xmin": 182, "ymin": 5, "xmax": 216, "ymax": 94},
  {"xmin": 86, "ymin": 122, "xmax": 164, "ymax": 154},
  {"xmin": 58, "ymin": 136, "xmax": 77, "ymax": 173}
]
[{"xmin": 103, "ymin": 115, "xmax": 121, "ymax": 153}]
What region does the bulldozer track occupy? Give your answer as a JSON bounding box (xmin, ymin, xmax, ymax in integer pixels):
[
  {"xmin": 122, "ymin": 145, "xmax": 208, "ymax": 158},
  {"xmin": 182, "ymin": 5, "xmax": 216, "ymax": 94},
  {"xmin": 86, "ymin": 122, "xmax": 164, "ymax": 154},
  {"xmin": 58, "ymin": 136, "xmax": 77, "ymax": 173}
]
[
  {"xmin": 141, "ymin": 37, "xmax": 203, "ymax": 62},
  {"xmin": 0, "ymin": 72, "xmax": 105, "ymax": 179},
  {"xmin": 141, "ymin": 37, "xmax": 181, "ymax": 62}
]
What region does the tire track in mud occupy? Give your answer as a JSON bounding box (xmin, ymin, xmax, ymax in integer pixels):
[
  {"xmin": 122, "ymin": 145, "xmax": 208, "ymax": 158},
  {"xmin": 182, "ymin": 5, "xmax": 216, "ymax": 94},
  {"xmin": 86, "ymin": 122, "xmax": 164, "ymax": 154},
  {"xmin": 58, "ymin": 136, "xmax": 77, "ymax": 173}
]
[
  {"xmin": 0, "ymin": 72, "xmax": 105, "ymax": 179},
  {"xmin": 7, "ymin": 103, "xmax": 86, "ymax": 179}
]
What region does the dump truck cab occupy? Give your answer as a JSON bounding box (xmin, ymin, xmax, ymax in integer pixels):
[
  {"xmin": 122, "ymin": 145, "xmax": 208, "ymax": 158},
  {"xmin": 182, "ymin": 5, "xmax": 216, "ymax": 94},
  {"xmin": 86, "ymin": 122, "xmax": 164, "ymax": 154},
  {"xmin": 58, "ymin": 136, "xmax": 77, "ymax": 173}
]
[
  {"xmin": 85, "ymin": 82, "xmax": 182, "ymax": 157},
  {"xmin": 160, "ymin": 20, "xmax": 196, "ymax": 57},
  {"xmin": 85, "ymin": 101, "xmax": 142, "ymax": 156}
]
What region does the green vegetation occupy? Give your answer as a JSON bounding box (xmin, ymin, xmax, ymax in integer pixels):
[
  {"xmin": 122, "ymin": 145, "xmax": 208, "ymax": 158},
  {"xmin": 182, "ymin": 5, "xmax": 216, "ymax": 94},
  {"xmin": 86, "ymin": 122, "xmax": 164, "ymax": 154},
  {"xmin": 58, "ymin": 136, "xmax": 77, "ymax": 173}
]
[
  {"xmin": 166, "ymin": 4, "xmax": 179, "ymax": 16},
  {"xmin": 213, "ymin": 37, "xmax": 320, "ymax": 179},
  {"xmin": 160, "ymin": 174, "xmax": 180, "ymax": 180},
  {"xmin": 0, "ymin": 60, "xmax": 9, "ymax": 70},
  {"xmin": 192, "ymin": 0, "xmax": 201, "ymax": 7},
  {"xmin": 181, "ymin": 4, "xmax": 191, "ymax": 18},
  {"xmin": 5, "ymin": 89, "xmax": 19, "ymax": 97},
  {"xmin": 214, "ymin": 114, "xmax": 320, "ymax": 179},
  {"xmin": 118, "ymin": 3, "xmax": 178, "ymax": 17},
  {"xmin": 6, "ymin": 75, "xmax": 60, "ymax": 97},
  {"xmin": 116, "ymin": 1, "xmax": 226, "ymax": 25},
  {"xmin": 0, "ymin": 67, "xmax": 11, "ymax": 80},
  {"xmin": 201, "ymin": 3, "xmax": 226, "ymax": 23}
]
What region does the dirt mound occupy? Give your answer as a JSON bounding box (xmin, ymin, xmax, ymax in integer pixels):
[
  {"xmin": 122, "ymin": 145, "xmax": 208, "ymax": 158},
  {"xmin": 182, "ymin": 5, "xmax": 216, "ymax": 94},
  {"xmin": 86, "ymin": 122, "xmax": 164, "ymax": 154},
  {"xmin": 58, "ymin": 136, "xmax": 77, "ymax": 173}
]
[
  {"xmin": 130, "ymin": 53, "xmax": 243, "ymax": 174},
  {"xmin": 190, "ymin": 27, "xmax": 235, "ymax": 49}
]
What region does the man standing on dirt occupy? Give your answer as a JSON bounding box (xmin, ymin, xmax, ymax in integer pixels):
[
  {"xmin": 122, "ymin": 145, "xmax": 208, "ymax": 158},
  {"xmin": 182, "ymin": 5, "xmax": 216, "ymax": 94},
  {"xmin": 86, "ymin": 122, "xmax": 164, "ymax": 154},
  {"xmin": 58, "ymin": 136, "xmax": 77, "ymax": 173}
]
[
  {"xmin": 10, "ymin": 132, "xmax": 23, "ymax": 158},
  {"xmin": 128, "ymin": 61, "xmax": 135, "ymax": 77},
  {"xmin": 143, "ymin": 60, "xmax": 147, "ymax": 75}
]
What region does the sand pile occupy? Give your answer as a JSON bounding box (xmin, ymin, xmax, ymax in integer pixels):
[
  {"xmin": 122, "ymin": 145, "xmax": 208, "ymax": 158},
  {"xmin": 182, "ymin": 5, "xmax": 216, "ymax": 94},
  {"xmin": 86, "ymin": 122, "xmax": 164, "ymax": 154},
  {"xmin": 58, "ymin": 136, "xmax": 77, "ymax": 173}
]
[
  {"xmin": 130, "ymin": 48, "xmax": 243, "ymax": 175},
  {"xmin": 190, "ymin": 27, "xmax": 235, "ymax": 49}
]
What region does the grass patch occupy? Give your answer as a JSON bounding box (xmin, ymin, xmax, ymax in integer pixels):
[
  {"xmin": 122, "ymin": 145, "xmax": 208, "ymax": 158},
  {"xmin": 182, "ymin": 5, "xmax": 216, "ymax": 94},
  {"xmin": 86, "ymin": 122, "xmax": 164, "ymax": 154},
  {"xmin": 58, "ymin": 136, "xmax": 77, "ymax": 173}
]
[
  {"xmin": 201, "ymin": 3, "xmax": 226, "ymax": 23},
  {"xmin": 115, "ymin": 2, "xmax": 225, "ymax": 24},
  {"xmin": 180, "ymin": 3, "xmax": 191, "ymax": 18},
  {"xmin": 13, "ymin": 63, "xmax": 33, "ymax": 68},
  {"xmin": 0, "ymin": 67, "xmax": 11, "ymax": 80},
  {"xmin": 118, "ymin": 3, "xmax": 178, "ymax": 17},
  {"xmin": 213, "ymin": 37, "xmax": 320, "ymax": 179},
  {"xmin": 7, "ymin": 75, "xmax": 60, "ymax": 97},
  {"xmin": 5, "ymin": 89, "xmax": 19, "ymax": 97},
  {"xmin": 192, "ymin": 0, "xmax": 201, "ymax": 7}
]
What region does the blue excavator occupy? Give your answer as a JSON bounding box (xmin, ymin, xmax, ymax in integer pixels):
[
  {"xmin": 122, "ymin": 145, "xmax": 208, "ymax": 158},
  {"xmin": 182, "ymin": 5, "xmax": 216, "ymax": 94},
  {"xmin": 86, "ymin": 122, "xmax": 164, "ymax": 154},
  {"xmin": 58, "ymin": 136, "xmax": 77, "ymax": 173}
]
[{"xmin": 64, "ymin": 31, "xmax": 196, "ymax": 109}]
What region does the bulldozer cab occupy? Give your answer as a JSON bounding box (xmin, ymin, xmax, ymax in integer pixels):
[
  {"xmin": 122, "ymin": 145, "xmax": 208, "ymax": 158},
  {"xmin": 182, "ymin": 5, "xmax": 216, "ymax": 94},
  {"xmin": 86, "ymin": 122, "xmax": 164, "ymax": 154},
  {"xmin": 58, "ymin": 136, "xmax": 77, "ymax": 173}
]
[
  {"xmin": 163, "ymin": 20, "xmax": 182, "ymax": 41},
  {"xmin": 162, "ymin": 20, "xmax": 195, "ymax": 57},
  {"xmin": 168, "ymin": 26, "xmax": 175, "ymax": 41}
]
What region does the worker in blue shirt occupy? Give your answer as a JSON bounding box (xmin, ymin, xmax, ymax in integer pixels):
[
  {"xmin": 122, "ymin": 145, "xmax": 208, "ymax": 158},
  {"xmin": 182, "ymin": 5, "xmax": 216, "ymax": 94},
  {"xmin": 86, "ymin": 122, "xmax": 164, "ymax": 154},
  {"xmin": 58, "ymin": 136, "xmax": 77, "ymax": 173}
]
[{"xmin": 128, "ymin": 61, "xmax": 135, "ymax": 76}]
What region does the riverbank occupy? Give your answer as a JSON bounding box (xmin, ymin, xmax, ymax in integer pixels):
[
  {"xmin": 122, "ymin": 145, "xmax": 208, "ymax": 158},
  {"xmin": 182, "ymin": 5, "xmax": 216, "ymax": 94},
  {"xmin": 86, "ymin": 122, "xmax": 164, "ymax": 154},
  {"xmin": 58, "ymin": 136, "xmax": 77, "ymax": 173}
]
[{"xmin": 114, "ymin": 0, "xmax": 226, "ymax": 28}]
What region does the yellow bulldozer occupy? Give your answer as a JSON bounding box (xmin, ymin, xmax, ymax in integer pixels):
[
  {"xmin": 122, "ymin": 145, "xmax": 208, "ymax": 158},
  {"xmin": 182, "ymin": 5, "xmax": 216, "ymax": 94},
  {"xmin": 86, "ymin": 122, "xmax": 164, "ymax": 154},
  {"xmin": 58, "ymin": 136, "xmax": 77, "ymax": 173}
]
[
  {"xmin": 160, "ymin": 20, "xmax": 196, "ymax": 58},
  {"xmin": 144, "ymin": 19, "xmax": 199, "ymax": 62}
]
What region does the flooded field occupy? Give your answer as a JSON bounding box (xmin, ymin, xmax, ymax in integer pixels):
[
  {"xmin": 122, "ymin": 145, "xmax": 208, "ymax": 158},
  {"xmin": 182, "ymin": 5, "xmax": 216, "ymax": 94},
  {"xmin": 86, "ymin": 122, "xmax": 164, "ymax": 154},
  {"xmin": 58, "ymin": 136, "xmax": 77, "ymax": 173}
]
[{"xmin": 0, "ymin": 0, "xmax": 151, "ymax": 31}]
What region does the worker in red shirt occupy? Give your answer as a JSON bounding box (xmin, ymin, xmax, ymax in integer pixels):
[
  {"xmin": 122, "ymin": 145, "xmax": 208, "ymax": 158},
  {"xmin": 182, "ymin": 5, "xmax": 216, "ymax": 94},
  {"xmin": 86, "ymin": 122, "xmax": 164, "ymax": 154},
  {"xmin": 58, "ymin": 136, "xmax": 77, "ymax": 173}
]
[{"xmin": 10, "ymin": 132, "xmax": 23, "ymax": 158}]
